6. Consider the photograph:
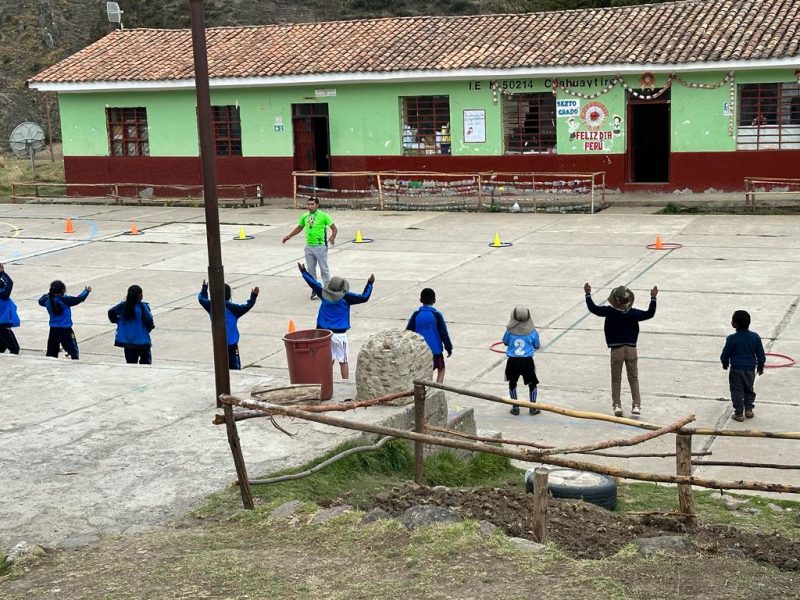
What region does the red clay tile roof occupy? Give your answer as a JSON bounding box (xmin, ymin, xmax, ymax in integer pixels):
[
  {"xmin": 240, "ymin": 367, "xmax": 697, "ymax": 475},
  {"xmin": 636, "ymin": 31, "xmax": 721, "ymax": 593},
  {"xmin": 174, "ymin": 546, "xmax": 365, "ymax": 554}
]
[{"xmin": 29, "ymin": 0, "xmax": 800, "ymax": 85}]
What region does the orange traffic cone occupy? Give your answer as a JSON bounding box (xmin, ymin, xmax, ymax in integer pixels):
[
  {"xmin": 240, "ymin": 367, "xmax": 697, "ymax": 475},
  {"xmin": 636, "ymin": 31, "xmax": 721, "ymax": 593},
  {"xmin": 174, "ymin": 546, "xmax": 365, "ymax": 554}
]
[
  {"xmin": 654, "ymin": 234, "xmax": 664, "ymax": 249},
  {"xmin": 64, "ymin": 217, "xmax": 75, "ymax": 234},
  {"xmin": 130, "ymin": 222, "xmax": 140, "ymax": 235},
  {"xmin": 288, "ymin": 319, "xmax": 296, "ymax": 333}
]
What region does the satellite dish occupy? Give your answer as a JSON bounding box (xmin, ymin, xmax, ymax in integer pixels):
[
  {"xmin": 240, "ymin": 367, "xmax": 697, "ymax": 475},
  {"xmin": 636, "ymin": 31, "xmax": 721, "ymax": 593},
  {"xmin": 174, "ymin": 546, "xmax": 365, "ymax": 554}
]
[
  {"xmin": 107, "ymin": 2, "xmax": 124, "ymax": 29},
  {"xmin": 9, "ymin": 121, "xmax": 46, "ymax": 177}
]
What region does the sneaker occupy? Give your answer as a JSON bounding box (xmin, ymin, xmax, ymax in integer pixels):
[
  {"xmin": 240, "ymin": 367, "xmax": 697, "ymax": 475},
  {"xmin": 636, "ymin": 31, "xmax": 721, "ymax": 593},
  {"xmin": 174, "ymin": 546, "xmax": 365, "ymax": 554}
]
[
  {"xmin": 310, "ymin": 292, "xmax": 318, "ymax": 300},
  {"xmin": 529, "ymin": 407, "xmax": 541, "ymax": 415},
  {"xmin": 631, "ymin": 406, "xmax": 641, "ymax": 416},
  {"xmin": 613, "ymin": 405, "xmax": 623, "ymax": 417},
  {"xmin": 745, "ymin": 409, "xmax": 754, "ymax": 419},
  {"xmin": 732, "ymin": 413, "xmax": 745, "ymax": 422},
  {"xmin": 510, "ymin": 405, "xmax": 520, "ymax": 416}
]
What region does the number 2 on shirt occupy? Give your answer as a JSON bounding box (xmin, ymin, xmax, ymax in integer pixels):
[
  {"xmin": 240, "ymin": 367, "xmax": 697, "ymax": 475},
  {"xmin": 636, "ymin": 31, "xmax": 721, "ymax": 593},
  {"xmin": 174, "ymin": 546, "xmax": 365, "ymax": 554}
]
[{"xmin": 513, "ymin": 339, "xmax": 526, "ymax": 356}]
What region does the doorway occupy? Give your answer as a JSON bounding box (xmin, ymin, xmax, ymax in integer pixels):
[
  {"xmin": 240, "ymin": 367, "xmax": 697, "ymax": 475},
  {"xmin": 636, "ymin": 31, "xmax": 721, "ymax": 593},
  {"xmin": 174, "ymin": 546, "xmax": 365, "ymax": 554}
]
[
  {"xmin": 627, "ymin": 91, "xmax": 670, "ymax": 183},
  {"xmin": 292, "ymin": 103, "xmax": 331, "ymax": 190}
]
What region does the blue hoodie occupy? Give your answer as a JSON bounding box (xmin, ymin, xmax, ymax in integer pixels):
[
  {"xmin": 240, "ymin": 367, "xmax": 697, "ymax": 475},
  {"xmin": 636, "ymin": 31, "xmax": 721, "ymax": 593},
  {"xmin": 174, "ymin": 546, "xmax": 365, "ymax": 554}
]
[
  {"xmin": 407, "ymin": 305, "xmax": 452, "ymax": 356},
  {"xmin": 38, "ymin": 288, "xmax": 90, "ymax": 328},
  {"xmin": 302, "ymin": 272, "xmax": 372, "ymax": 332},
  {"xmin": 108, "ymin": 301, "xmax": 155, "ymax": 348},
  {"xmin": 0, "ymin": 272, "xmax": 20, "ymax": 328},
  {"xmin": 198, "ymin": 284, "xmax": 257, "ymax": 345}
]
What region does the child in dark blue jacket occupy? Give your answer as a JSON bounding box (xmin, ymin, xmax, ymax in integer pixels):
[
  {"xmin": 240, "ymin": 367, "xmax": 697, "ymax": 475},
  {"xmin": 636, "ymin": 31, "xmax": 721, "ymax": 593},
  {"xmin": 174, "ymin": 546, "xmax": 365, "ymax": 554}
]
[
  {"xmin": 406, "ymin": 288, "xmax": 452, "ymax": 383},
  {"xmin": 299, "ymin": 262, "xmax": 373, "ymax": 380},
  {"xmin": 721, "ymin": 310, "xmax": 765, "ymax": 422},
  {"xmin": 0, "ymin": 263, "xmax": 21, "ymax": 354},
  {"xmin": 198, "ymin": 280, "xmax": 259, "ymax": 370},
  {"xmin": 38, "ymin": 280, "xmax": 91, "ymax": 359},
  {"xmin": 108, "ymin": 285, "xmax": 155, "ymax": 365}
]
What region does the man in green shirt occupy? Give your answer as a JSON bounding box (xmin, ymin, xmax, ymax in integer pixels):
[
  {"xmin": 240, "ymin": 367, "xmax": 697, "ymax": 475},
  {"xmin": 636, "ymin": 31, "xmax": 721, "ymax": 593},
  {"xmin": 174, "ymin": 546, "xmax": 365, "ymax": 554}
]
[{"xmin": 283, "ymin": 197, "xmax": 338, "ymax": 300}]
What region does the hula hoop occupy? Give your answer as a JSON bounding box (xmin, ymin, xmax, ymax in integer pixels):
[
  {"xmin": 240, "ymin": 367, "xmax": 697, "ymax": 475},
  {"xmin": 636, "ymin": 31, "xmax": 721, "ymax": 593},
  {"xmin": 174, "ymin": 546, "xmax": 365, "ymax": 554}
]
[
  {"xmin": 233, "ymin": 235, "xmax": 255, "ymax": 240},
  {"xmin": 490, "ymin": 341, "xmax": 506, "ymax": 354},
  {"xmin": 646, "ymin": 242, "xmax": 683, "ymax": 250},
  {"xmin": 123, "ymin": 231, "xmax": 144, "ymax": 236},
  {"xmin": 488, "ymin": 242, "xmax": 513, "ymax": 248},
  {"xmin": 764, "ymin": 352, "xmax": 796, "ymax": 369},
  {"xmin": 352, "ymin": 238, "xmax": 374, "ymax": 244}
]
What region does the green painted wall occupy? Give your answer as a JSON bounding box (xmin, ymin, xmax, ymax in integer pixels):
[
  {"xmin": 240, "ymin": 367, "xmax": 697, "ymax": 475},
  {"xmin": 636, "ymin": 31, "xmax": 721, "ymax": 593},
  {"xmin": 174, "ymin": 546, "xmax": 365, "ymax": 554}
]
[{"xmin": 56, "ymin": 68, "xmax": 798, "ymax": 158}]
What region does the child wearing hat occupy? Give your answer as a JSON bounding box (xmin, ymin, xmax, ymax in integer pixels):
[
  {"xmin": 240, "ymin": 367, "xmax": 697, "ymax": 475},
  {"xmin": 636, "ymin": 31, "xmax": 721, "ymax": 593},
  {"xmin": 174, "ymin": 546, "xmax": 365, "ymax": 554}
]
[
  {"xmin": 299, "ymin": 263, "xmax": 374, "ymax": 380},
  {"xmin": 503, "ymin": 306, "xmax": 541, "ymax": 416},
  {"xmin": 584, "ymin": 282, "xmax": 658, "ymax": 417},
  {"xmin": 198, "ymin": 280, "xmax": 259, "ymax": 370},
  {"xmin": 406, "ymin": 288, "xmax": 453, "ymax": 384},
  {"xmin": 720, "ymin": 310, "xmax": 765, "ymax": 422},
  {"xmin": 0, "ymin": 263, "xmax": 21, "ymax": 354}
]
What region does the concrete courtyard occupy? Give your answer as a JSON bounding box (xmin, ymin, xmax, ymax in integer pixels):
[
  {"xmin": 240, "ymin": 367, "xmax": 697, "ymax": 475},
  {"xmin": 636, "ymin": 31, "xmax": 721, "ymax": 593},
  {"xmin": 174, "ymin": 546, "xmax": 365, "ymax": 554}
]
[{"xmin": 1, "ymin": 202, "xmax": 798, "ymax": 550}]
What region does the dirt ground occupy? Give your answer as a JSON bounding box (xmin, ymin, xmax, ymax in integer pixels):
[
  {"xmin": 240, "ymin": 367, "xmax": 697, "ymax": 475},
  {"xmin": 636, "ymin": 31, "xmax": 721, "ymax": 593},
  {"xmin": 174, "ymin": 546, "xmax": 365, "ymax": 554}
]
[{"xmin": 372, "ymin": 484, "xmax": 800, "ymax": 571}]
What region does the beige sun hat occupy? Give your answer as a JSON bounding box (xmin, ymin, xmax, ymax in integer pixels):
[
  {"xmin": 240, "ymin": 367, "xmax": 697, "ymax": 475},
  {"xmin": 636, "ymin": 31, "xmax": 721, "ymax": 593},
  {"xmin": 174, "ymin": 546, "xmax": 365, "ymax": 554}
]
[
  {"xmin": 321, "ymin": 276, "xmax": 350, "ymax": 302},
  {"xmin": 607, "ymin": 286, "xmax": 635, "ymax": 311},
  {"xmin": 506, "ymin": 306, "xmax": 535, "ymax": 335}
]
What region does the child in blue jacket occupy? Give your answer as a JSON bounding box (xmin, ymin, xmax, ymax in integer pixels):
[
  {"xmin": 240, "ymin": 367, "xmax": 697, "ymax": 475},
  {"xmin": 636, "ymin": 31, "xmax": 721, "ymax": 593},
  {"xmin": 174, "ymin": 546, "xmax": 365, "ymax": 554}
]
[
  {"xmin": 38, "ymin": 280, "xmax": 91, "ymax": 359},
  {"xmin": 503, "ymin": 306, "xmax": 541, "ymax": 416},
  {"xmin": 108, "ymin": 285, "xmax": 155, "ymax": 365},
  {"xmin": 721, "ymin": 310, "xmax": 765, "ymax": 422},
  {"xmin": 299, "ymin": 262, "xmax": 373, "ymax": 380},
  {"xmin": 198, "ymin": 280, "xmax": 259, "ymax": 370},
  {"xmin": 407, "ymin": 288, "xmax": 453, "ymax": 383},
  {"xmin": 0, "ymin": 263, "xmax": 21, "ymax": 354}
]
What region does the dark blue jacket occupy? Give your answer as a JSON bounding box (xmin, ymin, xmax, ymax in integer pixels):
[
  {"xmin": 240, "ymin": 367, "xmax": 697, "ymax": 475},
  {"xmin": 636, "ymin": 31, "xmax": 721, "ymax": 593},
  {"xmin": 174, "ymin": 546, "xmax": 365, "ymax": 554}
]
[
  {"xmin": 721, "ymin": 329, "xmax": 766, "ymax": 371},
  {"xmin": 586, "ymin": 294, "xmax": 656, "ymax": 348},
  {"xmin": 0, "ymin": 272, "xmax": 20, "ymax": 328},
  {"xmin": 407, "ymin": 305, "xmax": 452, "ymax": 356},
  {"xmin": 303, "ymin": 272, "xmax": 372, "ymax": 333},
  {"xmin": 38, "ymin": 289, "xmax": 90, "ymax": 328},
  {"xmin": 198, "ymin": 284, "xmax": 256, "ymax": 345},
  {"xmin": 108, "ymin": 301, "xmax": 155, "ymax": 348}
]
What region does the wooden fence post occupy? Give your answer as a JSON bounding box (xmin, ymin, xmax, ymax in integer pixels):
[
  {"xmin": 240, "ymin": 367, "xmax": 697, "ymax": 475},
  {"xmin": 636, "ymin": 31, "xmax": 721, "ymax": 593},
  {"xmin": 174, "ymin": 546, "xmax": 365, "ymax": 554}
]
[
  {"xmin": 676, "ymin": 433, "xmax": 695, "ymax": 520},
  {"xmin": 413, "ymin": 383, "xmax": 427, "ymax": 484},
  {"xmin": 377, "ymin": 173, "xmax": 384, "ymax": 211},
  {"xmin": 531, "ymin": 467, "xmax": 549, "ymax": 543}
]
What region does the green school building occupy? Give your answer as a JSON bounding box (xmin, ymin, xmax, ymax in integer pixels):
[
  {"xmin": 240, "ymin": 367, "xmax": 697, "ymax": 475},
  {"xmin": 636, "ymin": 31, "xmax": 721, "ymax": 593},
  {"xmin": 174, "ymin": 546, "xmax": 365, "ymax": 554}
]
[{"xmin": 28, "ymin": 0, "xmax": 800, "ymax": 196}]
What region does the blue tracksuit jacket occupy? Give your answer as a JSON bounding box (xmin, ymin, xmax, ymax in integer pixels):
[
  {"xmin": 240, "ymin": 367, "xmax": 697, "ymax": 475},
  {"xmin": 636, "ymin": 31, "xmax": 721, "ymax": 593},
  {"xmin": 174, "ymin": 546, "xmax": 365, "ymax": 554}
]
[
  {"xmin": 198, "ymin": 284, "xmax": 257, "ymax": 345},
  {"xmin": 0, "ymin": 272, "xmax": 20, "ymax": 328},
  {"xmin": 38, "ymin": 289, "xmax": 90, "ymax": 328},
  {"xmin": 406, "ymin": 305, "xmax": 453, "ymax": 356},
  {"xmin": 302, "ymin": 272, "xmax": 372, "ymax": 333},
  {"xmin": 108, "ymin": 301, "xmax": 155, "ymax": 348}
]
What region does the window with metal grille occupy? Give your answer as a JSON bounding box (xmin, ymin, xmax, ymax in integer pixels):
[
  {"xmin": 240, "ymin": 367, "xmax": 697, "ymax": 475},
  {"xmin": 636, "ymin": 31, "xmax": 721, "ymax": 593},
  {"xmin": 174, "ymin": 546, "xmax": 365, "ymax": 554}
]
[
  {"xmin": 737, "ymin": 83, "xmax": 800, "ymax": 150},
  {"xmin": 212, "ymin": 105, "xmax": 243, "ymax": 156},
  {"xmin": 401, "ymin": 96, "xmax": 451, "ymax": 155},
  {"xmin": 107, "ymin": 107, "xmax": 149, "ymax": 157},
  {"xmin": 504, "ymin": 93, "xmax": 557, "ymax": 154}
]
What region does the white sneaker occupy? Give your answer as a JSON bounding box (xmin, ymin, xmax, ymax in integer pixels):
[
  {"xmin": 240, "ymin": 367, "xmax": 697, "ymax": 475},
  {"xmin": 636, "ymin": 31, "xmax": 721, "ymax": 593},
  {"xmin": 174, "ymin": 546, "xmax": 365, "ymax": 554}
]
[
  {"xmin": 631, "ymin": 406, "xmax": 641, "ymax": 416},
  {"xmin": 613, "ymin": 405, "xmax": 623, "ymax": 417}
]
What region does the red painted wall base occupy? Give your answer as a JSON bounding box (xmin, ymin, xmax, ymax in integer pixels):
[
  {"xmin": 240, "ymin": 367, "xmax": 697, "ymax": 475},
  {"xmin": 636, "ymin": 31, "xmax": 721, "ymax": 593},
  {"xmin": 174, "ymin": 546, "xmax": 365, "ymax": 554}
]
[{"xmin": 64, "ymin": 150, "xmax": 800, "ymax": 197}]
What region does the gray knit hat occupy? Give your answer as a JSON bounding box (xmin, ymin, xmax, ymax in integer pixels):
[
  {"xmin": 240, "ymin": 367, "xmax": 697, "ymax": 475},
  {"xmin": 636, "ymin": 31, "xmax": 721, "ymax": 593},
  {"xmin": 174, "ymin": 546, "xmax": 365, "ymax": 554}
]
[
  {"xmin": 607, "ymin": 286, "xmax": 635, "ymax": 311},
  {"xmin": 321, "ymin": 276, "xmax": 349, "ymax": 302},
  {"xmin": 506, "ymin": 306, "xmax": 535, "ymax": 336}
]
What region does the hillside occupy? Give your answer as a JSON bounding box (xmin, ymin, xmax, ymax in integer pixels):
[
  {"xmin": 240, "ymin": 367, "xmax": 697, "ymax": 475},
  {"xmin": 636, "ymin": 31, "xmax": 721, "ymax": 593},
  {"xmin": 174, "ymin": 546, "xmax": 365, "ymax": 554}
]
[{"xmin": 0, "ymin": 0, "xmax": 658, "ymax": 150}]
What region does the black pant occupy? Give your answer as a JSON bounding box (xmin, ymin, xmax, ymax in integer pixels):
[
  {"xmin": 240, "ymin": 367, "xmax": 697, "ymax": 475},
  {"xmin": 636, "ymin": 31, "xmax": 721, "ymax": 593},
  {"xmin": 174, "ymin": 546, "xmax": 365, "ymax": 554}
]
[
  {"xmin": 729, "ymin": 369, "xmax": 756, "ymax": 414},
  {"xmin": 124, "ymin": 347, "xmax": 152, "ymax": 365},
  {"xmin": 0, "ymin": 328, "xmax": 20, "ymax": 354},
  {"xmin": 228, "ymin": 344, "xmax": 241, "ymax": 370},
  {"xmin": 47, "ymin": 327, "xmax": 79, "ymax": 359}
]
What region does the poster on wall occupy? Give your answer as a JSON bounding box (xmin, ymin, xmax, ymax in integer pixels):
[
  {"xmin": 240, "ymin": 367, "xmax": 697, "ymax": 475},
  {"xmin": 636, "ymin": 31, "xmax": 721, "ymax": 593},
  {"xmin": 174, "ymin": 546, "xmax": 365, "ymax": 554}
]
[
  {"xmin": 463, "ymin": 109, "xmax": 486, "ymax": 143},
  {"xmin": 562, "ymin": 100, "xmax": 623, "ymax": 152}
]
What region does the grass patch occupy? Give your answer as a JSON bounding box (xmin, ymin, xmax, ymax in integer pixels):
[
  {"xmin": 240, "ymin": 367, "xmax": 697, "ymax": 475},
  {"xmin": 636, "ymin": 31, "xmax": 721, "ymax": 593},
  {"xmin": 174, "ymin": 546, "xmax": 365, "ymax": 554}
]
[{"xmin": 0, "ymin": 152, "xmax": 65, "ymax": 199}]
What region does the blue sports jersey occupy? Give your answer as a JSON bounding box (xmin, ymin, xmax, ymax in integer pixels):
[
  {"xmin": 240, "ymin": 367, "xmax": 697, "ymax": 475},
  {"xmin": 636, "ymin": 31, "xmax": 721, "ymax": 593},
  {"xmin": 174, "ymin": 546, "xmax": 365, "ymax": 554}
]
[{"xmin": 502, "ymin": 330, "xmax": 540, "ymax": 358}]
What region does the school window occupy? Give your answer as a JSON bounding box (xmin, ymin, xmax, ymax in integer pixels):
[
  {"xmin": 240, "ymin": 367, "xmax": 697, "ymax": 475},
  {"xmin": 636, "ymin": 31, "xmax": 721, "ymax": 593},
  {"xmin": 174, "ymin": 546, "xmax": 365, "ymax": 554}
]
[
  {"xmin": 212, "ymin": 105, "xmax": 243, "ymax": 156},
  {"xmin": 504, "ymin": 93, "xmax": 557, "ymax": 154},
  {"xmin": 106, "ymin": 108, "xmax": 149, "ymax": 157},
  {"xmin": 737, "ymin": 83, "xmax": 800, "ymax": 150},
  {"xmin": 401, "ymin": 96, "xmax": 451, "ymax": 155}
]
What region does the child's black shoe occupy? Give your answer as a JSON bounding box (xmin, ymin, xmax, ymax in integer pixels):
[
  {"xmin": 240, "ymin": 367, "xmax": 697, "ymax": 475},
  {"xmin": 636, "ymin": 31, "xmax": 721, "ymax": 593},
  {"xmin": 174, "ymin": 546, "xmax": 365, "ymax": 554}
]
[
  {"xmin": 510, "ymin": 405, "xmax": 520, "ymax": 416},
  {"xmin": 529, "ymin": 407, "xmax": 541, "ymax": 415}
]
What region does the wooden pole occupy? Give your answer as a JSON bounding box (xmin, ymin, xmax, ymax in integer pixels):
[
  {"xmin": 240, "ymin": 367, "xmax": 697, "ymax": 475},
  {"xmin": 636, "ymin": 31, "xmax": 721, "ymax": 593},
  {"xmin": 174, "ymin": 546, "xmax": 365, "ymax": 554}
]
[
  {"xmin": 377, "ymin": 173, "xmax": 384, "ymax": 210},
  {"xmin": 477, "ymin": 174, "xmax": 482, "ymax": 209},
  {"xmin": 676, "ymin": 433, "xmax": 695, "ymax": 519},
  {"xmin": 531, "ymin": 467, "xmax": 549, "ymax": 544},
  {"xmin": 692, "ymin": 460, "xmax": 800, "ymax": 470},
  {"xmin": 44, "ymin": 92, "xmax": 55, "ymax": 162},
  {"xmin": 293, "ymin": 173, "xmax": 298, "ymax": 209},
  {"xmin": 413, "ymin": 383, "xmax": 426, "ymax": 484}
]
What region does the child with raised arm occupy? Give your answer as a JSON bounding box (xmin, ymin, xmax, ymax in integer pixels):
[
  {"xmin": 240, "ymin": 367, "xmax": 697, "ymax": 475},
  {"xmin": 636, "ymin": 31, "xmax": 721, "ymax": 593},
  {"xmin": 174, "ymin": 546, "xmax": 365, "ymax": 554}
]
[
  {"xmin": 39, "ymin": 280, "xmax": 91, "ymax": 359},
  {"xmin": 108, "ymin": 285, "xmax": 155, "ymax": 365},
  {"xmin": 721, "ymin": 310, "xmax": 765, "ymax": 422},
  {"xmin": 198, "ymin": 280, "xmax": 259, "ymax": 370},
  {"xmin": 503, "ymin": 306, "xmax": 541, "ymax": 416},
  {"xmin": 299, "ymin": 263, "xmax": 373, "ymax": 380},
  {"xmin": 407, "ymin": 288, "xmax": 453, "ymax": 383},
  {"xmin": 0, "ymin": 263, "xmax": 21, "ymax": 354}
]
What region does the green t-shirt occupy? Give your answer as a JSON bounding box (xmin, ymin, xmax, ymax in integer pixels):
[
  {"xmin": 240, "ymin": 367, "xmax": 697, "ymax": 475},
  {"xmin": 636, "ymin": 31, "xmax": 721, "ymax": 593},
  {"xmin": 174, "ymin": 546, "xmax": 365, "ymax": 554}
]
[{"xmin": 298, "ymin": 209, "xmax": 333, "ymax": 246}]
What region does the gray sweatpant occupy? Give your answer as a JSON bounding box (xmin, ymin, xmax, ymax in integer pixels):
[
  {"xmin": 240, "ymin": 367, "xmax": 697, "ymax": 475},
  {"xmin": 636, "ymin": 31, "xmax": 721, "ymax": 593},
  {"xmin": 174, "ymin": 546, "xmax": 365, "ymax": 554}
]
[
  {"xmin": 728, "ymin": 369, "xmax": 756, "ymax": 414},
  {"xmin": 305, "ymin": 244, "xmax": 330, "ymax": 286}
]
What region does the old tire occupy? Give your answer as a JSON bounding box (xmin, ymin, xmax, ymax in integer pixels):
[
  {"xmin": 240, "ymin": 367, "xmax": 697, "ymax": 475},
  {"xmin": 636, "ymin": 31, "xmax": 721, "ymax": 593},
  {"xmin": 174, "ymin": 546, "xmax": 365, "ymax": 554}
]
[{"xmin": 525, "ymin": 467, "xmax": 617, "ymax": 510}]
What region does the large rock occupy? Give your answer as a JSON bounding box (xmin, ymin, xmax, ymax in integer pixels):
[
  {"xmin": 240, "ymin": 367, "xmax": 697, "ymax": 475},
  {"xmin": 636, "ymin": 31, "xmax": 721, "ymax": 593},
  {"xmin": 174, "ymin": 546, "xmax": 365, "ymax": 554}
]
[
  {"xmin": 398, "ymin": 505, "xmax": 461, "ymax": 530},
  {"xmin": 355, "ymin": 329, "xmax": 432, "ymax": 404},
  {"xmin": 632, "ymin": 535, "xmax": 696, "ymax": 557}
]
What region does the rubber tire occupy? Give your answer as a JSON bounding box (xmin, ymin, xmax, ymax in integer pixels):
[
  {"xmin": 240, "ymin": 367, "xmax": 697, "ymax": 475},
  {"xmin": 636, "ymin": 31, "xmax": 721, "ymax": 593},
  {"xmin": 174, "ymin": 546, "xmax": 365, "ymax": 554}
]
[{"xmin": 525, "ymin": 467, "xmax": 617, "ymax": 510}]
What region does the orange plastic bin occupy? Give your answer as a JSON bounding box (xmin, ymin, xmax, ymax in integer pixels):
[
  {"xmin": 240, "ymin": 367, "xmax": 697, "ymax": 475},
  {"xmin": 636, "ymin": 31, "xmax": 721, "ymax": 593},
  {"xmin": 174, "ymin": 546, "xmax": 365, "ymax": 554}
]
[{"xmin": 283, "ymin": 329, "xmax": 334, "ymax": 401}]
